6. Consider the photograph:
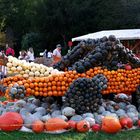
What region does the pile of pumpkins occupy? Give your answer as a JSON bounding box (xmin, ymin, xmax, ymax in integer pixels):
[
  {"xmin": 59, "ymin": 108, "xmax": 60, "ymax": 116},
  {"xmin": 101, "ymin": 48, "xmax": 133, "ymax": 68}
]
[
  {"xmin": 0, "ymin": 97, "xmax": 140, "ymax": 134},
  {"xmin": 54, "ymin": 35, "xmax": 140, "ymax": 73},
  {"xmin": 6, "ymin": 56, "xmax": 62, "ymax": 78},
  {"xmin": 0, "ymin": 112, "xmax": 137, "ymax": 134},
  {"xmin": 2, "ymin": 66, "xmax": 140, "ymax": 99}
]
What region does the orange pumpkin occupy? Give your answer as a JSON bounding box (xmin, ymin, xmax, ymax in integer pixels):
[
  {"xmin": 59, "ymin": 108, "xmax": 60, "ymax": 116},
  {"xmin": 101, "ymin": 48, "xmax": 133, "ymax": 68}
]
[
  {"xmin": 32, "ymin": 120, "xmax": 44, "ymax": 133},
  {"xmin": 0, "ymin": 112, "xmax": 23, "ymax": 131},
  {"xmin": 45, "ymin": 118, "xmax": 68, "ymax": 131},
  {"xmin": 76, "ymin": 120, "xmax": 90, "ymax": 132},
  {"xmin": 101, "ymin": 116, "xmax": 122, "ymax": 134}
]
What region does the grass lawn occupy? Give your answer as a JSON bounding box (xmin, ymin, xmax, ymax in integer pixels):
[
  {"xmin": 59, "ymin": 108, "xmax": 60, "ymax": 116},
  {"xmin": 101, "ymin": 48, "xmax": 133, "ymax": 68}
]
[{"xmin": 0, "ymin": 130, "xmax": 140, "ymax": 140}]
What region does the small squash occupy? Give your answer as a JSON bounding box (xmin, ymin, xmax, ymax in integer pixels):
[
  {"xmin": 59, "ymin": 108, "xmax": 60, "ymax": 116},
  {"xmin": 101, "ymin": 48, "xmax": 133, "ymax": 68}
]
[
  {"xmin": 67, "ymin": 120, "xmax": 77, "ymax": 129},
  {"xmin": 32, "ymin": 120, "xmax": 44, "ymax": 133},
  {"xmin": 45, "ymin": 118, "xmax": 69, "ymax": 131},
  {"xmin": 119, "ymin": 117, "xmax": 133, "ymax": 129},
  {"xmin": 101, "ymin": 116, "xmax": 121, "ymax": 134},
  {"xmin": 76, "ymin": 120, "xmax": 90, "ymax": 132}
]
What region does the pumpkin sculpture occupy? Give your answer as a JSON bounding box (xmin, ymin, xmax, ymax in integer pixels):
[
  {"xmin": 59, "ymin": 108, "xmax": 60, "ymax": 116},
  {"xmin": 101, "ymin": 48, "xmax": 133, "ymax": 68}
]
[
  {"xmin": 101, "ymin": 116, "xmax": 122, "ymax": 134},
  {"xmin": 0, "ymin": 112, "xmax": 23, "ymax": 131}
]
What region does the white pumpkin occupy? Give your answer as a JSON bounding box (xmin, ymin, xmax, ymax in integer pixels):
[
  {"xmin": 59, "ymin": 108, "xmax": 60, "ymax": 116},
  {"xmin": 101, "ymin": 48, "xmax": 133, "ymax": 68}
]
[
  {"xmin": 17, "ymin": 66, "xmax": 23, "ymax": 71},
  {"xmin": 40, "ymin": 68, "xmax": 45, "ymax": 74},
  {"xmin": 31, "ymin": 67, "xmax": 37, "ymax": 72},
  {"xmin": 29, "ymin": 72, "xmax": 34, "ymax": 77},
  {"xmin": 44, "ymin": 71, "xmax": 49, "ymax": 76},
  {"xmin": 7, "ymin": 62, "xmax": 13, "ymax": 68},
  {"xmin": 25, "ymin": 69, "xmax": 30, "ymax": 74},
  {"xmin": 35, "ymin": 71, "xmax": 40, "ymax": 77},
  {"xmin": 20, "ymin": 71, "xmax": 25, "ymax": 75},
  {"xmin": 11, "ymin": 67, "xmax": 17, "ymax": 72},
  {"xmin": 12, "ymin": 61, "xmax": 18, "ymax": 67}
]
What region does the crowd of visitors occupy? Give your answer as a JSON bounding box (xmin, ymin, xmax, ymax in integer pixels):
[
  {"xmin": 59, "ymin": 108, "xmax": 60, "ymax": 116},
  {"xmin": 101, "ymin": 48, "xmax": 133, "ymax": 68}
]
[{"xmin": 0, "ymin": 43, "xmax": 62, "ymax": 65}]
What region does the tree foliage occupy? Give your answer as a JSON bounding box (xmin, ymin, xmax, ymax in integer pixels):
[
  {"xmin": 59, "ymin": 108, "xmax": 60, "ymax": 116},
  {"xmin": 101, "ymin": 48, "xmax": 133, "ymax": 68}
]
[
  {"xmin": 0, "ymin": 0, "xmax": 140, "ymax": 55},
  {"xmin": 21, "ymin": 32, "xmax": 42, "ymax": 56}
]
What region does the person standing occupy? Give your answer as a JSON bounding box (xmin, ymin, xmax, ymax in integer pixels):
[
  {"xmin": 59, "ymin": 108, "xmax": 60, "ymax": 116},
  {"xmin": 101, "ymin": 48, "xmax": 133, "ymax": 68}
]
[
  {"xmin": 26, "ymin": 47, "xmax": 35, "ymax": 62},
  {"xmin": 5, "ymin": 43, "xmax": 15, "ymax": 56},
  {"xmin": 52, "ymin": 44, "xmax": 62, "ymax": 64},
  {"xmin": 47, "ymin": 50, "xmax": 53, "ymax": 58}
]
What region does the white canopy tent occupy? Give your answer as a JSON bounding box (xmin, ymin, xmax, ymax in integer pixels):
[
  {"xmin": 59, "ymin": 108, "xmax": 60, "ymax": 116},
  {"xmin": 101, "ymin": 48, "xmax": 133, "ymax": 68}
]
[{"xmin": 72, "ymin": 29, "xmax": 140, "ymax": 42}]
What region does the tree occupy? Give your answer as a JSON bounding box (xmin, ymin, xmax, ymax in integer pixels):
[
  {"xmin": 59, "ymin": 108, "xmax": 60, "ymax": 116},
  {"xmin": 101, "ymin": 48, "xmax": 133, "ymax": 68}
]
[
  {"xmin": 21, "ymin": 32, "xmax": 42, "ymax": 56},
  {"xmin": 0, "ymin": 0, "xmax": 140, "ymax": 56}
]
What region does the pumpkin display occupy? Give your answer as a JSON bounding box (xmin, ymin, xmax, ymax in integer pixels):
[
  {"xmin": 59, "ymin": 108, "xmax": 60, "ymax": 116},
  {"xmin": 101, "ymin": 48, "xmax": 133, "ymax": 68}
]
[
  {"xmin": 0, "ymin": 112, "xmax": 23, "ymax": 131},
  {"xmin": 101, "ymin": 116, "xmax": 122, "ymax": 134},
  {"xmin": 45, "ymin": 118, "xmax": 69, "ymax": 131},
  {"xmin": 0, "ymin": 35, "xmax": 140, "ymax": 135},
  {"xmin": 76, "ymin": 120, "xmax": 90, "ymax": 132},
  {"xmin": 32, "ymin": 120, "xmax": 44, "ymax": 133}
]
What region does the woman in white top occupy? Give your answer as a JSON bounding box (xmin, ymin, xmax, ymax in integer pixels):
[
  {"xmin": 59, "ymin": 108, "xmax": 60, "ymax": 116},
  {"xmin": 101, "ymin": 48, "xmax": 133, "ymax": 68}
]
[
  {"xmin": 47, "ymin": 50, "xmax": 53, "ymax": 58},
  {"xmin": 26, "ymin": 47, "xmax": 35, "ymax": 62}
]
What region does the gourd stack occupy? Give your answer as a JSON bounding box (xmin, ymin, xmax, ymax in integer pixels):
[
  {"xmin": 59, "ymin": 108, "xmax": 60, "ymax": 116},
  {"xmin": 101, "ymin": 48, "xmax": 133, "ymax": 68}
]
[
  {"xmin": 54, "ymin": 35, "xmax": 140, "ymax": 73},
  {"xmin": 63, "ymin": 74, "xmax": 108, "ymax": 114}
]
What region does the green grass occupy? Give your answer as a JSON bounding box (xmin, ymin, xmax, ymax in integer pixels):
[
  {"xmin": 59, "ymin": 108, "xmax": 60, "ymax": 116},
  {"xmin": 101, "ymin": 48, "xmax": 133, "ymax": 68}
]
[{"xmin": 0, "ymin": 130, "xmax": 140, "ymax": 140}]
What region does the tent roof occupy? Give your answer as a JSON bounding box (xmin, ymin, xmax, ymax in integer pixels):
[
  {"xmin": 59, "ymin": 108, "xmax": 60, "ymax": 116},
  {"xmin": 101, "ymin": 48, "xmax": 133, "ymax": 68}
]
[{"xmin": 72, "ymin": 29, "xmax": 140, "ymax": 42}]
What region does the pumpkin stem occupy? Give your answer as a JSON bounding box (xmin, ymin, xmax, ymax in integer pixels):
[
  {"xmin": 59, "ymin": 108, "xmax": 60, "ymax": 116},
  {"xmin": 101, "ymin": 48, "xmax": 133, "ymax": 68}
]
[{"xmin": 83, "ymin": 124, "xmax": 87, "ymax": 128}]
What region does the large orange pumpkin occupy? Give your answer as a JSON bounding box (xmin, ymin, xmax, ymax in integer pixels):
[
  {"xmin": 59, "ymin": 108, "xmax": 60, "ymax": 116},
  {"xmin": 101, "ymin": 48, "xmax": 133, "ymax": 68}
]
[
  {"xmin": 76, "ymin": 120, "xmax": 90, "ymax": 132},
  {"xmin": 101, "ymin": 116, "xmax": 122, "ymax": 134},
  {"xmin": 45, "ymin": 118, "xmax": 69, "ymax": 131},
  {"xmin": 0, "ymin": 112, "xmax": 23, "ymax": 131},
  {"xmin": 32, "ymin": 120, "xmax": 44, "ymax": 133}
]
